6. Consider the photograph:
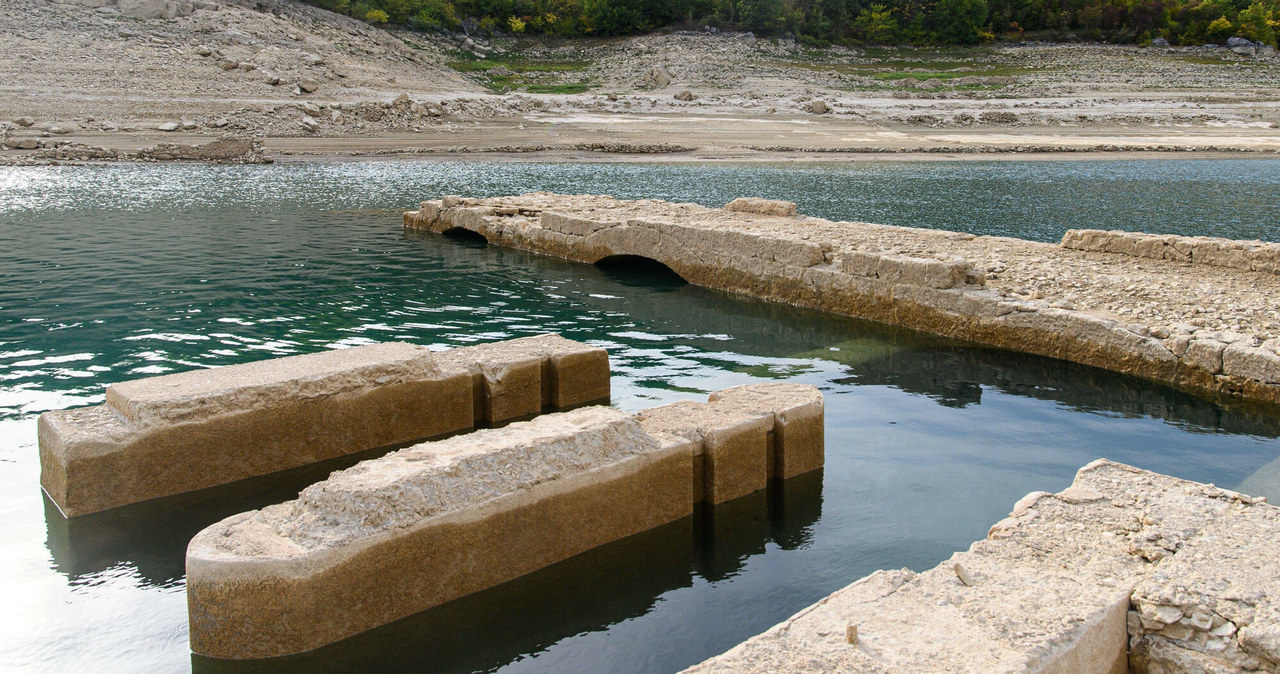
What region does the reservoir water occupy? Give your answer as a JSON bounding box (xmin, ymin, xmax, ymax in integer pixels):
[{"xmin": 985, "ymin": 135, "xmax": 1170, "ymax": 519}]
[{"xmin": 2, "ymin": 159, "xmax": 1279, "ymax": 673}]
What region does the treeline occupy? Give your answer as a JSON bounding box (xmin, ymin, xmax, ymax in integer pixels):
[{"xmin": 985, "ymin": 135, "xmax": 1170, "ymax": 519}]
[{"xmin": 302, "ymin": 0, "xmax": 1279, "ymax": 46}]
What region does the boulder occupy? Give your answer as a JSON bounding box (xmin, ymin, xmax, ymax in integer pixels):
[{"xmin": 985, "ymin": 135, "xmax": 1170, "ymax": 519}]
[
  {"xmin": 195, "ymin": 45, "xmax": 213, "ymax": 57},
  {"xmin": 1228, "ymin": 36, "xmax": 1257, "ymax": 55},
  {"xmin": 303, "ymin": 53, "xmax": 325, "ymax": 66},
  {"xmin": 297, "ymin": 79, "xmax": 319, "ymax": 94},
  {"xmin": 14, "ymin": 117, "xmax": 35, "ymax": 127},
  {"xmin": 302, "ymin": 102, "xmax": 322, "ymax": 117},
  {"xmin": 806, "ymin": 100, "xmax": 830, "ymax": 115},
  {"xmin": 643, "ymin": 65, "xmax": 672, "ymax": 88},
  {"xmin": 301, "ymin": 117, "xmax": 319, "ymax": 133},
  {"xmin": 181, "ymin": 120, "xmax": 197, "ymax": 130},
  {"xmin": 157, "ymin": 121, "xmax": 180, "ymax": 132},
  {"xmin": 210, "ymin": 118, "xmax": 229, "ymax": 128},
  {"xmin": 1149, "ymin": 37, "xmax": 1170, "ymax": 47},
  {"xmin": 262, "ymin": 72, "xmax": 282, "ymax": 86},
  {"xmin": 117, "ymin": 0, "xmax": 197, "ymax": 19},
  {"xmin": 674, "ymin": 90, "xmax": 695, "ymax": 101},
  {"xmin": 216, "ymin": 59, "xmax": 239, "ymax": 71},
  {"xmin": 489, "ymin": 65, "xmax": 514, "ymax": 77},
  {"xmin": 393, "ymin": 93, "xmax": 411, "ymax": 106}
]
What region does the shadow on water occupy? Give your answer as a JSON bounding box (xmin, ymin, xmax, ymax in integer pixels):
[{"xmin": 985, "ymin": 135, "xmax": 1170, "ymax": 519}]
[
  {"xmin": 191, "ymin": 470, "xmax": 824, "ymax": 674},
  {"xmin": 441, "ymin": 227, "xmax": 490, "ymax": 247},
  {"xmin": 594, "ymin": 254, "xmax": 689, "ymax": 288}
]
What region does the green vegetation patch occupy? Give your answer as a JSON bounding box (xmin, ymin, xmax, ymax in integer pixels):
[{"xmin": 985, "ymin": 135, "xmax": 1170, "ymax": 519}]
[{"xmin": 447, "ymin": 54, "xmax": 593, "ymax": 93}]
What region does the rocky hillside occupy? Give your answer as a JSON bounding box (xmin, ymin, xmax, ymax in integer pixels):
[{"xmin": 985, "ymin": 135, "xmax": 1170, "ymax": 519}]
[{"xmin": 1, "ymin": 0, "xmax": 479, "ymax": 123}]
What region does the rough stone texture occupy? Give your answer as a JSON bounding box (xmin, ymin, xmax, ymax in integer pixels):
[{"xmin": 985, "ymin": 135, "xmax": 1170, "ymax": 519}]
[
  {"xmin": 636, "ymin": 382, "xmax": 824, "ymax": 503},
  {"xmin": 683, "ymin": 459, "xmax": 1278, "ymax": 673},
  {"xmin": 39, "ymin": 335, "xmax": 608, "ymax": 517},
  {"xmin": 1063, "ymin": 229, "xmax": 1280, "ymax": 276},
  {"xmin": 725, "ymin": 197, "xmax": 799, "ymax": 217},
  {"xmin": 434, "ymin": 333, "xmax": 610, "ymax": 423},
  {"xmin": 187, "ymin": 383, "xmax": 824, "ymax": 659},
  {"xmin": 405, "ymin": 194, "xmax": 1280, "ymax": 406},
  {"xmin": 708, "ymin": 382, "xmax": 824, "ymax": 479}
]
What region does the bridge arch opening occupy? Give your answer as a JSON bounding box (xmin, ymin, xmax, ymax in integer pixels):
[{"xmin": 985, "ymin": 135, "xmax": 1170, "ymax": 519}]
[
  {"xmin": 594, "ymin": 254, "xmax": 688, "ymax": 288},
  {"xmin": 441, "ymin": 227, "xmax": 489, "ymax": 247}
]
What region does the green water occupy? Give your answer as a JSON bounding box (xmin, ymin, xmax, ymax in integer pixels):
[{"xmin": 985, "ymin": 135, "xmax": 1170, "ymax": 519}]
[{"xmin": 2, "ymin": 160, "xmax": 1279, "ymax": 673}]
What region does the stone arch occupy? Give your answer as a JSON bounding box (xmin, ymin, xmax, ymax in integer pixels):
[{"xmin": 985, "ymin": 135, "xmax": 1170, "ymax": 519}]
[
  {"xmin": 593, "ymin": 254, "xmax": 689, "ymax": 286},
  {"xmin": 441, "ymin": 227, "xmax": 489, "ymax": 245}
]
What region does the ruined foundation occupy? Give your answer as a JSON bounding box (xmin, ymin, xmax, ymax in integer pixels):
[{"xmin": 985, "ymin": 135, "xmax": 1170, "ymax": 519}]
[
  {"xmin": 683, "ymin": 459, "xmax": 1280, "ymax": 673},
  {"xmin": 404, "ymin": 194, "xmax": 1280, "ymax": 406},
  {"xmin": 186, "ymin": 382, "xmax": 824, "ymax": 659},
  {"xmin": 39, "ymin": 334, "xmax": 609, "ymax": 517}
]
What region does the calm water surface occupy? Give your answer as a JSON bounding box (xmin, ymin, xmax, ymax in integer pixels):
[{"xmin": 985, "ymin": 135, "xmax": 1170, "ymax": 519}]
[{"xmin": 2, "ymin": 160, "xmax": 1279, "ymax": 673}]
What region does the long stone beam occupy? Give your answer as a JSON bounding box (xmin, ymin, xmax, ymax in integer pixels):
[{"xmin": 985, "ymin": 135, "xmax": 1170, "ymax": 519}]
[
  {"xmin": 186, "ymin": 382, "xmax": 824, "ymax": 659},
  {"xmin": 683, "ymin": 459, "xmax": 1280, "ymax": 673},
  {"xmin": 39, "ymin": 334, "xmax": 608, "ymax": 517},
  {"xmin": 404, "ymin": 194, "xmax": 1280, "ymax": 406}
]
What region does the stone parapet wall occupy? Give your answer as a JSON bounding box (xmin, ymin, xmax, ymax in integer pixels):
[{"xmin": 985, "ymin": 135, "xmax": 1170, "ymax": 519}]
[
  {"xmin": 1063, "ymin": 228, "xmax": 1280, "ymax": 275},
  {"xmin": 683, "ymin": 459, "xmax": 1280, "ymax": 673},
  {"xmin": 39, "ymin": 335, "xmax": 609, "ymax": 517},
  {"xmin": 405, "ymin": 194, "xmax": 1280, "ymax": 406},
  {"xmin": 186, "ymin": 383, "xmax": 825, "ymax": 659}
]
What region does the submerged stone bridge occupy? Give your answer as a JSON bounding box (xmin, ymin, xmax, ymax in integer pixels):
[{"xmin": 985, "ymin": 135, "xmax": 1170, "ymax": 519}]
[{"xmin": 405, "ymin": 194, "xmax": 1280, "ymax": 406}]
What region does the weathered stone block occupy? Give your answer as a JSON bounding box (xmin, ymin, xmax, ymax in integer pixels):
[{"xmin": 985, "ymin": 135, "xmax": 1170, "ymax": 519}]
[
  {"xmin": 709, "ymin": 382, "xmax": 825, "ymax": 479},
  {"xmin": 1223, "ymin": 343, "xmax": 1280, "ymax": 384},
  {"xmin": 187, "ymin": 407, "xmax": 695, "ymax": 659},
  {"xmin": 541, "ymin": 211, "xmax": 618, "ymax": 237},
  {"xmin": 724, "ymin": 198, "xmax": 798, "ymax": 217},
  {"xmin": 40, "ymin": 343, "xmax": 474, "ymax": 517},
  {"xmin": 437, "ymin": 348, "xmax": 542, "ymax": 423},
  {"xmin": 40, "ymin": 336, "xmax": 610, "ymax": 516},
  {"xmin": 1184, "ymin": 338, "xmax": 1227, "ymax": 374}
]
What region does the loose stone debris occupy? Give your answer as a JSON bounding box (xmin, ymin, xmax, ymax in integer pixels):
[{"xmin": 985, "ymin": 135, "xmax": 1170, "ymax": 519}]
[{"xmin": 406, "ymin": 194, "xmax": 1280, "ymax": 405}]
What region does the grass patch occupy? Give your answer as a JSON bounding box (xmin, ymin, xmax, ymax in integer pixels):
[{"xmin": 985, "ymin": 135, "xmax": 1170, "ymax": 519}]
[
  {"xmin": 525, "ymin": 83, "xmax": 592, "ymax": 94},
  {"xmin": 447, "ymin": 53, "xmax": 593, "ymax": 93}
]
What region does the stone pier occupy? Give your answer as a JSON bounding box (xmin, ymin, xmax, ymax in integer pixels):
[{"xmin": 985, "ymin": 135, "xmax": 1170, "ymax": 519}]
[
  {"xmin": 683, "ymin": 459, "xmax": 1280, "ymax": 673},
  {"xmin": 39, "ymin": 334, "xmax": 608, "ymax": 517},
  {"xmin": 186, "ymin": 383, "xmax": 824, "ymax": 659},
  {"xmin": 404, "ymin": 194, "xmax": 1280, "ymax": 406}
]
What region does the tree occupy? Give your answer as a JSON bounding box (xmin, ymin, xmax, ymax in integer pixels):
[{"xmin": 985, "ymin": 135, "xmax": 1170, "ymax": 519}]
[
  {"xmin": 737, "ymin": 0, "xmax": 787, "ymax": 32},
  {"xmin": 1237, "ymin": 1, "xmax": 1278, "ymax": 45},
  {"xmin": 933, "ymin": 0, "xmax": 989, "ymax": 42},
  {"xmin": 853, "ymin": 4, "xmax": 901, "ymax": 42}
]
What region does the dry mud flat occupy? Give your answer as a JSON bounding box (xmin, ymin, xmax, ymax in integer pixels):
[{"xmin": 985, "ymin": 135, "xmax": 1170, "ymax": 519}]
[{"xmin": 406, "ymin": 194, "xmax": 1280, "ymax": 406}]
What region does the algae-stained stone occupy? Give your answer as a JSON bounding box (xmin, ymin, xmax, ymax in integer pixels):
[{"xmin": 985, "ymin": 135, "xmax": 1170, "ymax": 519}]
[
  {"xmin": 187, "ymin": 406, "xmax": 694, "ymax": 660},
  {"xmin": 636, "ymin": 399, "xmax": 772, "ymax": 504},
  {"xmin": 708, "ymin": 382, "xmax": 824, "ymax": 479},
  {"xmin": 504, "ymin": 333, "xmax": 611, "ymax": 408}
]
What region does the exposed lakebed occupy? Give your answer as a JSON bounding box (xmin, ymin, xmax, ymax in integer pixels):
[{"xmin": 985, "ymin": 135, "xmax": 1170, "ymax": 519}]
[{"xmin": 2, "ymin": 159, "xmax": 1279, "ymax": 673}]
